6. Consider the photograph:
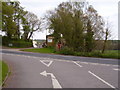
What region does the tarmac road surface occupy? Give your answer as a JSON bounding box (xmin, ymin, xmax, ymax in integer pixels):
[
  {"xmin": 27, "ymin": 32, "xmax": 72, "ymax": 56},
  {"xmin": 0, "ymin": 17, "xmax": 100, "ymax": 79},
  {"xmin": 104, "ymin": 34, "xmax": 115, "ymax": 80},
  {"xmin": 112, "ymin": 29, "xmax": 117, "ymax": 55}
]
[{"xmin": 1, "ymin": 49, "xmax": 119, "ymax": 89}]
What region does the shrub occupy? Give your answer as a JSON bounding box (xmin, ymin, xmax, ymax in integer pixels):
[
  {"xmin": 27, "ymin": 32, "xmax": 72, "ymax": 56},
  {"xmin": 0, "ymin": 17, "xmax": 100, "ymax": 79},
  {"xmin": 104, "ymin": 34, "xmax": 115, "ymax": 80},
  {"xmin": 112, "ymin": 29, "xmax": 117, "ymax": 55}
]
[
  {"xmin": 74, "ymin": 52, "xmax": 85, "ymax": 56},
  {"xmin": 58, "ymin": 47, "xmax": 74, "ymax": 55},
  {"xmin": 89, "ymin": 51, "xmax": 102, "ymax": 57},
  {"xmin": 101, "ymin": 51, "xmax": 119, "ymax": 59},
  {"xmin": 11, "ymin": 40, "xmax": 33, "ymax": 48},
  {"xmin": 2, "ymin": 36, "xmax": 33, "ymax": 48}
]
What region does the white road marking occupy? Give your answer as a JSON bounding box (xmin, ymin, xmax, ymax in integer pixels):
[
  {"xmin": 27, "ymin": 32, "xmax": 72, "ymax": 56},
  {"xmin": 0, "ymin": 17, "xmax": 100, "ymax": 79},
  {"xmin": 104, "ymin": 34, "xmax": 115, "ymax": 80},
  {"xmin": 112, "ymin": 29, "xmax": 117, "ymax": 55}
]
[
  {"xmin": 40, "ymin": 71, "xmax": 62, "ymax": 88},
  {"xmin": 2, "ymin": 53, "xmax": 118, "ymax": 67},
  {"xmin": 55, "ymin": 59, "xmax": 72, "ymax": 63},
  {"xmin": 80, "ymin": 62, "xmax": 89, "ymax": 64},
  {"xmin": 100, "ymin": 64, "xmax": 110, "ymax": 66},
  {"xmin": 112, "ymin": 65, "xmax": 118, "ymax": 67},
  {"xmin": 30, "ymin": 56, "xmax": 36, "ymax": 58},
  {"xmin": 79, "ymin": 61, "xmax": 116, "ymax": 67},
  {"xmin": 113, "ymin": 68, "xmax": 120, "ymax": 71},
  {"xmin": 89, "ymin": 63, "xmax": 98, "ymax": 65},
  {"xmin": 73, "ymin": 61, "xmax": 82, "ymax": 67},
  {"xmin": 26, "ymin": 56, "xmax": 31, "ymax": 58},
  {"xmin": 40, "ymin": 58, "xmax": 51, "ymax": 60},
  {"xmin": 40, "ymin": 60, "xmax": 53, "ymax": 67},
  {"xmin": 3, "ymin": 53, "xmax": 13, "ymax": 56},
  {"xmin": 15, "ymin": 55, "xmax": 19, "ymax": 56},
  {"xmin": 88, "ymin": 71, "xmax": 116, "ymax": 88}
]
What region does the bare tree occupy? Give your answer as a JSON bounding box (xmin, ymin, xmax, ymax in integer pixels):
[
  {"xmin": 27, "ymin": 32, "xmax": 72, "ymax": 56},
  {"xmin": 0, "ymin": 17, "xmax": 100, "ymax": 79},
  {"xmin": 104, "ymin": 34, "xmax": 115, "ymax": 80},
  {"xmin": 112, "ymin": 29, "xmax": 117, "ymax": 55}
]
[
  {"xmin": 102, "ymin": 20, "xmax": 111, "ymax": 53},
  {"xmin": 22, "ymin": 11, "xmax": 41, "ymax": 40}
]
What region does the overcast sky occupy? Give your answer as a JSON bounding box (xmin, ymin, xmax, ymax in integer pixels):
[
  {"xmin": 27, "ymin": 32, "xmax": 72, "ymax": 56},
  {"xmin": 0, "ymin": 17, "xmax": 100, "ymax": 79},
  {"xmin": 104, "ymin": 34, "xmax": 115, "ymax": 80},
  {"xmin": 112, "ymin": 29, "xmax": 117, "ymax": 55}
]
[{"xmin": 18, "ymin": 0, "xmax": 119, "ymax": 40}]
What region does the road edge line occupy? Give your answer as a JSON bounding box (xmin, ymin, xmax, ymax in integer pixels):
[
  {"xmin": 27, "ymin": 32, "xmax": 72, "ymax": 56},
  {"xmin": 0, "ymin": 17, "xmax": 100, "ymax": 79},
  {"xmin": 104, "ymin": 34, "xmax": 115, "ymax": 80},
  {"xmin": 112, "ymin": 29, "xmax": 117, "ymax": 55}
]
[{"xmin": 88, "ymin": 71, "xmax": 116, "ymax": 89}]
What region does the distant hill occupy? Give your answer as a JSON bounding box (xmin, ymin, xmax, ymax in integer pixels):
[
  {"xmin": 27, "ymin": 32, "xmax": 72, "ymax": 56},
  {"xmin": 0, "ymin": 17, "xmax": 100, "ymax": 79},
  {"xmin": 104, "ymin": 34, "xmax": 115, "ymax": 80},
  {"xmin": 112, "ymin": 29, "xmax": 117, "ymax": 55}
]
[{"xmin": 33, "ymin": 39, "xmax": 46, "ymax": 43}]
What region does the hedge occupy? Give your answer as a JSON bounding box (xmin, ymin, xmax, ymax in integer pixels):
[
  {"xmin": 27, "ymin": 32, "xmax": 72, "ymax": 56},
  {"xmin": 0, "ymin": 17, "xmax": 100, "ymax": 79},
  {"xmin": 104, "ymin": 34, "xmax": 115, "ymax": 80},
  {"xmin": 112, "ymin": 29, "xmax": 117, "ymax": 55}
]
[{"xmin": 2, "ymin": 36, "xmax": 33, "ymax": 48}]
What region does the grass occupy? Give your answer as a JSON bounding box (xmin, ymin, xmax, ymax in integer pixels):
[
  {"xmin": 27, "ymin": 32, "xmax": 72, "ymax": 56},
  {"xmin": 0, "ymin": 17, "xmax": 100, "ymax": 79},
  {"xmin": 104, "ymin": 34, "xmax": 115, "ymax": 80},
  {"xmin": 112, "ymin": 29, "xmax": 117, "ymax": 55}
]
[
  {"xmin": 73, "ymin": 50, "xmax": 119, "ymax": 59},
  {"xmin": 101, "ymin": 50, "xmax": 119, "ymax": 59},
  {"xmin": 22, "ymin": 48, "xmax": 120, "ymax": 59},
  {"xmin": 22, "ymin": 48, "xmax": 55, "ymax": 54},
  {"xmin": 0, "ymin": 61, "xmax": 9, "ymax": 86}
]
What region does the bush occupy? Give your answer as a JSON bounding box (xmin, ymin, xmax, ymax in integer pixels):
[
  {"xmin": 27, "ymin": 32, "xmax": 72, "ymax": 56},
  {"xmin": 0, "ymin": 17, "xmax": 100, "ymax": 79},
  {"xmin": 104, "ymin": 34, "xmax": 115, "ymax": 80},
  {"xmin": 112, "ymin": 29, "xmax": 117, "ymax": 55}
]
[
  {"xmin": 2, "ymin": 36, "xmax": 33, "ymax": 48},
  {"xmin": 88, "ymin": 51, "xmax": 102, "ymax": 57},
  {"xmin": 74, "ymin": 51, "xmax": 102, "ymax": 57},
  {"xmin": 57, "ymin": 47, "xmax": 75, "ymax": 55},
  {"xmin": 74, "ymin": 52, "xmax": 85, "ymax": 56},
  {"xmin": 101, "ymin": 51, "xmax": 119, "ymax": 59},
  {"xmin": 10, "ymin": 40, "xmax": 33, "ymax": 48}
]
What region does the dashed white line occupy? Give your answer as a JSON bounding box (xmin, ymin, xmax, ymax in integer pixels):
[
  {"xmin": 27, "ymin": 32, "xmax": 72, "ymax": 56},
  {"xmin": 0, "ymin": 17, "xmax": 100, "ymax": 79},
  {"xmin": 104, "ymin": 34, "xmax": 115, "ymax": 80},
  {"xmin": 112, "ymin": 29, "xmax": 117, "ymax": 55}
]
[
  {"xmin": 113, "ymin": 68, "xmax": 120, "ymax": 71},
  {"xmin": 73, "ymin": 61, "xmax": 82, "ymax": 67},
  {"xmin": 88, "ymin": 71, "xmax": 116, "ymax": 88},
  {"xmin": 2, "ymin": 53, "xmax": 118, "ymax": 67},
  {"xmin": 89, "ymin": 63, "xmax": 99, "ymax": 65},
  {"xmin": 55, "ymin": 59, "xmax": 72, "ymax": 63},
  {"xmin": 80, "ymin": 62, "xmax": 88, "ymax": 64},
  {"xmin": 32, "ymin": 57, "xmax": 38, "ymax": 59},
  {"xmin": 100, "ymin": 64, "xmax": 110, "ymax": 66},
  {"xmin": 112, "ymin": 65, "xmax": 118, "ymax": 67},
  {"xmin": 16, "ymin": 55, "xmax": 22, "ymax": 57}
]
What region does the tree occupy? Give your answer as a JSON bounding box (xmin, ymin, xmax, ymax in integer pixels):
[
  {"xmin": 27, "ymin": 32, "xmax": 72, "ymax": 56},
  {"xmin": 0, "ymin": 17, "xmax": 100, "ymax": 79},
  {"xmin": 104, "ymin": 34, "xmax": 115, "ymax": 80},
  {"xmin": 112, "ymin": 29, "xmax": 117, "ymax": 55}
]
[
  {"xmin": 85, "ymin": 20, "xmax": 94, "ymax": 52},
  {"xmin": 12, "ymin": 1, "xmax": 24, "ymax": 39},
  {"xmin": 72, "ymin": 8, "xmax": 84, "ymax": 51},
  {"xmin": 2, "ymin": 2, "xmax": 17, "ymax": 39},
  {"xmin": 0, "ymin": 1, "xmax": 2, "ymax": 30},
  {"xmin": 2, "ymin": 1, "xmax": 26, "ymax": 40},
  {"xmin": 2, "ymin": 1, "xmax": 41, "ymax": 41},
  {"xmin": 46, "ymin": 2, "xmax": 85, "ymax": 51},
  {"xmin": 21, "ymin": 11, "xmax": 41, "ymax": 41},
  {"xmin": 83, "ymin": 5, "xmax": 105, "ymax": 52},
  {"xmin": 102, "ymin": 20, "xmax": 111, "ymax": 53}
]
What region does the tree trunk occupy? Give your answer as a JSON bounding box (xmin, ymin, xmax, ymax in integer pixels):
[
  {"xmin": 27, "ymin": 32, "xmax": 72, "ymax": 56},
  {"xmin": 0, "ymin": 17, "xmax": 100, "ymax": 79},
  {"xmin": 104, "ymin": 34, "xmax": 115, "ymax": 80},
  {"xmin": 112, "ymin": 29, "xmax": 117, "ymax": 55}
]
[
  {"xmin": 102, "ymin": 39, "xmax": 107, "ymax": 53},
  {"xmin": 28, "ymin": 31, "xmax": 33, "ymax": 40},
  {"xmin": 102, "ymin": 29, "xmax": 108, "ymax": 53}
]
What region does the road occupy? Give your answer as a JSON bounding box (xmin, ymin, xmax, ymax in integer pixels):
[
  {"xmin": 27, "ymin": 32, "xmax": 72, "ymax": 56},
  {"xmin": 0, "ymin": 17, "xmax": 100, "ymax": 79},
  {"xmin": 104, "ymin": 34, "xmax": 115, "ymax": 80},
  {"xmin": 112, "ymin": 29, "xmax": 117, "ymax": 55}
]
[{"xmin": 1, "ymin": 49, "xmax": 120, "ymax": 89}]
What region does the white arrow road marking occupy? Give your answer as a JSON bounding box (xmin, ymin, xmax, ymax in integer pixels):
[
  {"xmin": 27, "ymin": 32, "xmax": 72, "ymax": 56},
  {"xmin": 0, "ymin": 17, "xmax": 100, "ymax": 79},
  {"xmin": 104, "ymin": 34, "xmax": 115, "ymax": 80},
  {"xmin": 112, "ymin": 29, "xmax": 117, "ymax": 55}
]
[
  {"xmin": 40, "ymin": 71, "xmax": 47, "ymax": 77},
  {"xmin": 40, "ymin": 60, "xmax": 53, "ymax": 67},
  {"xmin": 73, "ymin": 61, "xmax": 82, "ymax": 67},
  {"xmin": 88, "ymin": 71, "xmax": 115, "ymax": 88},
  {"xmin": 40, "ymin": 71, "xmax": 62, "ymax": 88}
]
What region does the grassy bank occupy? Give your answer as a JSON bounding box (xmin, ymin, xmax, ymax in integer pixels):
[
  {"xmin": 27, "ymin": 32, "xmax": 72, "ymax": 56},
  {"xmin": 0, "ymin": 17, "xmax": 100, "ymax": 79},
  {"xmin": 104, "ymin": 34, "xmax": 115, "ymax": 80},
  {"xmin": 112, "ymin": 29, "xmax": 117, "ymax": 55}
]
[
  {"xmin": 73, "ymin": 50, "xmax": 119, "ymax": 59},
  {"xmin": 22, "ymin": 48, "xmax": 120, "ymax": 59},
  {"xmin": 0, "ymin": 61, "xmax": 9, "ymax": 85},
  {"xmin": 22, "ymin": 48, "xmax": 55, "ymax": 54}
]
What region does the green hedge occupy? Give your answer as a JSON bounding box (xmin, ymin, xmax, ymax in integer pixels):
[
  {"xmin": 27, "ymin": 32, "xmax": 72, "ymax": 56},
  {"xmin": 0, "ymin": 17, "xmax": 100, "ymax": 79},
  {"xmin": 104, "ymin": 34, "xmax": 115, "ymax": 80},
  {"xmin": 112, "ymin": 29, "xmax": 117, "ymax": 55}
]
[
  {"xmin": 2, "ymin": 36, "xmax": 33, "ymax": 48},
  {"xmin": 56, "ymin": 47, "xmax": 74, "ymax": 55},
  {"xmin": 56, "ymin": 47, "xmax": 119, "ymax": 59}
]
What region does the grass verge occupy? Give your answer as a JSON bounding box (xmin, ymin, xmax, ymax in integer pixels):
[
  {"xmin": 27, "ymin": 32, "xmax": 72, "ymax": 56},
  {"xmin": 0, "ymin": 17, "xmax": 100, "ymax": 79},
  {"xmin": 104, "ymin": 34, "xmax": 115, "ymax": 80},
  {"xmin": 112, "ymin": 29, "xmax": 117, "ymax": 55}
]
[
  {"xmin": 73, "ymin": 50, "xmax": 120, "ymax": 59},
  {"xmin": 21, "ymin": 48, "xmax": 55, "ymax": 54},
  {"xmin": 21, "ymin": 48, "xmax": 120, "ymax": 59},
  {"xmin": 0, "ymin": 61, "xmax": 9, "ymax": 86}
]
